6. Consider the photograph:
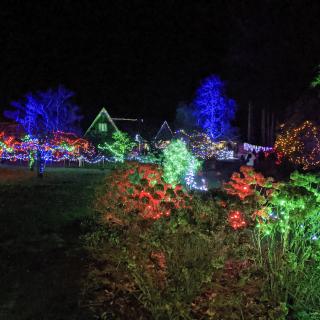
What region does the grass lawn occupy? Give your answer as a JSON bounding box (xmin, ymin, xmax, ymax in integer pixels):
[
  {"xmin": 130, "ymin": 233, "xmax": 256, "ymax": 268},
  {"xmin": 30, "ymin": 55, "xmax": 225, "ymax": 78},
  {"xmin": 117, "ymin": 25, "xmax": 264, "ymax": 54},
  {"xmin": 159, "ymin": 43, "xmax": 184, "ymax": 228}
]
[{"xmin": 0, "ymin": 166, "xmax": 107, "ymax": 320}]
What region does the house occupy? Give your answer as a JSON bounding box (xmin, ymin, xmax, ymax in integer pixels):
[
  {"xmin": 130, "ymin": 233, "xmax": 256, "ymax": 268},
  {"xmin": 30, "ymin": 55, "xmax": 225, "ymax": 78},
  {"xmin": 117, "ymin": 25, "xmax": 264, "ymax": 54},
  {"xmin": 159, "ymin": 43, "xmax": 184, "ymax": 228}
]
[
  {"xmin": 84, "ymin": 107, "xmax": 119, "ymax": 145},
  {"xmin": 153, "ymin": 121, "xmax": 173, "ymax": 149},
  {"xmin": 84, "ymin": 107, "xmax": 146, "ymax": 150}
]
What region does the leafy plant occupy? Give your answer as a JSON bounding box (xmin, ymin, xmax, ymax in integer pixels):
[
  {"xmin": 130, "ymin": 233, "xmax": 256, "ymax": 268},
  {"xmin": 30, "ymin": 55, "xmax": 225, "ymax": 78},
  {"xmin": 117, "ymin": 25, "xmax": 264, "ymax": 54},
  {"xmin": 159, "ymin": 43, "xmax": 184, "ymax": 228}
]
[
  {"xmin": 98, "ymin": 130, "xmax": 136, "ymax": 162},
  {"xmin": 95, "ymin": 162, "xmax": 191, "ymax": 222},
  {"xmin": 223, "ymin": 166, "xmax": 278, "ymax": 229},
  {"xmin": 256, "ymin": 171, "xmax": 320, "ymax": 314},
  {"xmin": 162, "ymin": 139, "xmax": 200, "ymax": 187},
  {"xmin": 80, "ymin": 215, "xmax": 122, "ymax": 247},
  {"xmin": 127, "ymin": 211, "xmax": 227, "ymax": 320}
]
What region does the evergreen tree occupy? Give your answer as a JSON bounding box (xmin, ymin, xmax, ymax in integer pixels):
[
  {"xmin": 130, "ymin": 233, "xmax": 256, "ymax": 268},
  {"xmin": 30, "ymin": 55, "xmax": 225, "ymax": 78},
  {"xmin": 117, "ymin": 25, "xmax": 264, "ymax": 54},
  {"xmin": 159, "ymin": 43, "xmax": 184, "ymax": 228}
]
[
  {"xmin": 163, "ymin": 139, "xmax": 199, "ymax": 187},
  {"xmin": 194, "ymin": 75, "xmax": 236, "ymax": 140}
]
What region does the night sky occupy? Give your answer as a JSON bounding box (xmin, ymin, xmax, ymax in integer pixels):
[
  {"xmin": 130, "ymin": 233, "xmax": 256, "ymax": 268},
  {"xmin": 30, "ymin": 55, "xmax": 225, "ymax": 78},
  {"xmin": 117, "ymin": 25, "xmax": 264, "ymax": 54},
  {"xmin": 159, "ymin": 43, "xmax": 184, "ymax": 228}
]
[{"xmin": 1, "ymin": 1, "xmax": 320, "ymax": 137}]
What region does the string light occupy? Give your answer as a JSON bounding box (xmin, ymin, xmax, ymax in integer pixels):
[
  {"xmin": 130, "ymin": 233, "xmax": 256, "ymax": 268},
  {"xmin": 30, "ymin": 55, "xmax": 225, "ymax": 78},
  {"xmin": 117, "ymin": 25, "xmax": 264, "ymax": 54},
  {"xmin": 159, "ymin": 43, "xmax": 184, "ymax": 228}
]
[
  {"xmin": 163, "ymin": 140, "xmax": 190, "ymax": 186},
  {"xmin": 185, "ymin": 157, "xmax": 207, "ymax": 191},
  {"xmin": 275, "ymin": 120, "xmax": 320, "ymax": 170},
  {"xmin": 0, "ymin": 130, "xmax": 99, "ymax": 164},
  {"xmin": 228, "ymin": 210, "xmax": 246, "ymax": 229},
  {"xmin": 243, "ymin": 142, "xmax": 273, "ymax": 153},
  {"xmin": 97, "ymin": 162, "xmax": 191, "ymax": 220},
  {"xmin": 98, "ymin": 131, "xmax": 135, "ymax": 162},
  {"xmin": 193, "ymin": 75, "xmax": 236, "ymax": 140},
  {"xmin": 174, "ymin": 130, "xmax": 235, "ymax": 160}
]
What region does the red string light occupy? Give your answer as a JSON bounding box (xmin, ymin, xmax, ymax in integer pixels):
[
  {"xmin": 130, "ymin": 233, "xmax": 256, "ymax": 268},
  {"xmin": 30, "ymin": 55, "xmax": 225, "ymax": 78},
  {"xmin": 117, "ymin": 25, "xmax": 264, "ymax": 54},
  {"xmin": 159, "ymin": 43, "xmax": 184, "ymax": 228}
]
[
  {"xmin": 228, "ymin": 210, "xmax": 247, "ymax": 229},
  {"xmin": 98, "ymin": 162, "xmax": 191, "ymax": 220}
]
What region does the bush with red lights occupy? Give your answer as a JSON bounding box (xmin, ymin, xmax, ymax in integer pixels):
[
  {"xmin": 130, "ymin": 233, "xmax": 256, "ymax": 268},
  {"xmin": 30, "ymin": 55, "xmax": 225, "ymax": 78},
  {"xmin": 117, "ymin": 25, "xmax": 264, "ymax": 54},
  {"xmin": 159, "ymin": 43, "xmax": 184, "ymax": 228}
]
[
  {"xmin": 0, "ymin": 131, "xmax": 20, "ymax": 158},
  {"xmin": 96, "ymin": 161, "xmax": 191, "ymax": 222},
  {"xmin": 227, "ymin": 210, "xmax": 247, "ymax": 229},
  {"xmin": 223, "ymin": 166, "xmax": 277, "ymax": 229},
  {"xmin": 50, "ymin": 131, "xmax": 94, "ymax": 159},
  {"xmin": 224, "ymin": 166, "xmax": 272, "ymax": 200}
]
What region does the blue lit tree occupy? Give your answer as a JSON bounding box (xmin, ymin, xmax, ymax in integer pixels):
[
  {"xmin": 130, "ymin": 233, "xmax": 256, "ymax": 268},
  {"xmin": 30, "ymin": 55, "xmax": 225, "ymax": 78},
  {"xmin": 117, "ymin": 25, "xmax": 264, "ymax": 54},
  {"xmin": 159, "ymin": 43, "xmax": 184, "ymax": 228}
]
[
  {"xmin": 4, "ymin": 86, "xmax": 82, "ymax": 176},
  {"xmin": 193, "ymin": 75, "xmax": 236, "ymax": 140},
  {"xmin": 5, "ymin": 86, "xmax": 82, "ymax": 136}
]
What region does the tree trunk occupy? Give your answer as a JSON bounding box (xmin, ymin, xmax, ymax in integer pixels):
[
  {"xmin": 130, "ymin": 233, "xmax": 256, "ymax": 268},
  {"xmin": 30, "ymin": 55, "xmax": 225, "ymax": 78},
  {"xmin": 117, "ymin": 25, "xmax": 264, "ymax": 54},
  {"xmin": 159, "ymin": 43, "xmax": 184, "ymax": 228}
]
[
  {"xmin": 270, "ymin": 112, "xmax": 275, "ymax": 145},
  {"xmin": 266, "ymin": 110, "xmax": 270, "ymax": 145},
  {"xmin": 261, "ymin": 108, "xmax": 266, "ymax": 145},
  {"xmin": 37, "ymin": 149, "xmax": 45, "ymax": 178},
  {"xmin": 247, "ymin": 103, "xmax": 252, "ymax": 143}
]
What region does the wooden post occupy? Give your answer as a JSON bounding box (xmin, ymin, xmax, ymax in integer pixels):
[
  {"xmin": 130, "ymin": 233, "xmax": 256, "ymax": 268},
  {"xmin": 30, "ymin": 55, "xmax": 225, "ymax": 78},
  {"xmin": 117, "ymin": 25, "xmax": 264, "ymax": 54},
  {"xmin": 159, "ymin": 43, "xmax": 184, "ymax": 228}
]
[
  {"xmin": 261, "ymin": 108, "xmax": 266, "ymax": 145},
  {"xmin": 270, "ymin": 112, "xmax": 275, "ymax": 144}
]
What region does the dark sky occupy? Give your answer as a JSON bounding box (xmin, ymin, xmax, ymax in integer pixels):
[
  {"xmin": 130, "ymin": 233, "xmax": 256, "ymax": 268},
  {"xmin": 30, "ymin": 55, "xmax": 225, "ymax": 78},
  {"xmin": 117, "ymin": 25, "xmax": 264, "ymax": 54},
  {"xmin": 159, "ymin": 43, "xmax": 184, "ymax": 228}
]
[{"xmin": 1, "ymin": 0, "xmax": 320, "ymax": 136}]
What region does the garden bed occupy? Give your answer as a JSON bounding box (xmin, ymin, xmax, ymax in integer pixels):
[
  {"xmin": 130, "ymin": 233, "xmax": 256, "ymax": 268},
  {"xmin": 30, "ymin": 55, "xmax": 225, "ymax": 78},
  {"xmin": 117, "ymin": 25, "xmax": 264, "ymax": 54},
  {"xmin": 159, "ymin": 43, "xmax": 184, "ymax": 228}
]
[{"xmin": 1, "ymin": 164, "xmax": 319, "ymax": 319}]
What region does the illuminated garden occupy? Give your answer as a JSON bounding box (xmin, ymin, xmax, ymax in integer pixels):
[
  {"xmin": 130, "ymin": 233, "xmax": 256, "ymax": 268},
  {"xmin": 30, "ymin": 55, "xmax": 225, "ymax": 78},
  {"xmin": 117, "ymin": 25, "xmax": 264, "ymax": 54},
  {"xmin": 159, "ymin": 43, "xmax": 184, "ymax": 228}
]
[
  {"xmin": 2, "ymin": 3, "xmax": 320, "ymax": 319},
  {"xmin": 1, "ymin": 73, "xmax": 320, "ymax": 320}
]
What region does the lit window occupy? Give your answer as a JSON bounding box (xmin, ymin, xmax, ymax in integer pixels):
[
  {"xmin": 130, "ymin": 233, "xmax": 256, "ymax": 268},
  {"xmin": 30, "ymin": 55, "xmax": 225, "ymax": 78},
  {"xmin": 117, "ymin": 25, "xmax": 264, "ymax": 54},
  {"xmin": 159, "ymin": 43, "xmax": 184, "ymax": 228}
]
[{"xmin": 98, "ymin": 123, "xmax": 107, "ymax": 132}]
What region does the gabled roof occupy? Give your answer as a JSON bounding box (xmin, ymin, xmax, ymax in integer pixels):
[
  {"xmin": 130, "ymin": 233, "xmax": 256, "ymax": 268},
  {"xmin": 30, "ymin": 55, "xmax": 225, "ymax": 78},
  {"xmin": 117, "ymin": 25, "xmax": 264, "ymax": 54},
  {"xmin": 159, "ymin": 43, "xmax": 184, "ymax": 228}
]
[
  {"xmin": 84, "ymin": 107, "xmax": 119, "ymax": 136},
  {"xmin": 135, "ymin": 133, "xmax": 148, "ymax": 143},
  {"xmin": 154, "ymin": 121, "xmax": 173, "ymax": 141},
  {"xmin": 115, "ymin": 118, "xmax": 144, "ymax": 138}
]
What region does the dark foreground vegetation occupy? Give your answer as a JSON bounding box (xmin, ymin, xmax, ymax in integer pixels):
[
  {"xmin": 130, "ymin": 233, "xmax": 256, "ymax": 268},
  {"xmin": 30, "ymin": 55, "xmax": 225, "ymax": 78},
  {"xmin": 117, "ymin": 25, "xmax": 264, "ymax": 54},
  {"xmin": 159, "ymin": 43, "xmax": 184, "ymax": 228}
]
[{"xmin": 1, "ymin": 164, "xmax": 320, "ymax": 320}]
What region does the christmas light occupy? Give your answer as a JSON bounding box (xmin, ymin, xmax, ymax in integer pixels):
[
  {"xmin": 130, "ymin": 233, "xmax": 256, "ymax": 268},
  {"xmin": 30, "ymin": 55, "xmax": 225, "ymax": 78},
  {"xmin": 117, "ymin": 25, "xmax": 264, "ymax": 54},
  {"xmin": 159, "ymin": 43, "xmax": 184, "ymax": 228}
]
[
  {"xmin": 162, "ymin": 140, "xmax": 194, "ymax": 187},
  {"xmin": 243, "ymin": 142, "xmax": 273, "ymax": 153},
  {"xmin": 194, "ymin": 75, "xmax": 237, "ymax": 140},
  {"xmin": 228, "ymin": 210, "xmax": 246, "ymax": 229},
  {"xmin": 174, "ymin": 130, "xmax": 235, "ymax": 160},
  {"xmin": 96, "ymin": 162, "xmax": 191, "ymax": 220},
  {"xmin": 98, "ymin": 131, "xmax": 135, "ymax": 162},
  {"xmin": 275, "ymin": 120, "xmax": 320, "ymax": 170},
  {"xmin": 224, "ymin": 166, "xmax": 268, "ymax": 200},
  {"xmin": 0, "ymin": 131, "xmax": 97, "ymax": 164},
  {"xmin": 184, "ymin": 157, "xmax": 207, "ymax": 191}
]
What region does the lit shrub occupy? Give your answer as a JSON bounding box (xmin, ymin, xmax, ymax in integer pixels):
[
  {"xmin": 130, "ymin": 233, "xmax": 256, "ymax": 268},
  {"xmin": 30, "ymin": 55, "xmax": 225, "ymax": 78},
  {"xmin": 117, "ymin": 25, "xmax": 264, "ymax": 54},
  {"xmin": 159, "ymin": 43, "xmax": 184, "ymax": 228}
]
[
  {"xmin": 256, "ymin": 171, "xmax": 320, "ymax": 313},
  {"xmin": 95, "ymin": 162, "xmax": 191, "ymax": 223},
  {"xmin": 223, "ymin": 166, "xmax": 278, "ymax": 229}
]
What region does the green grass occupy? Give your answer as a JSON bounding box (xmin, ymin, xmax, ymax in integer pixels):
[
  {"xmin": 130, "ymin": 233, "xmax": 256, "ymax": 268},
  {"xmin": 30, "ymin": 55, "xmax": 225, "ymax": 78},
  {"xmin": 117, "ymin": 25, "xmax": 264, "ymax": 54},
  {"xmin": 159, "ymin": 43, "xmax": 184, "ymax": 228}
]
[
  {"xmin": 0, "ymin": 166, "xmax": 107, "ymax": 320},
  {"xmin": 0, "ymin": 167, "xmax": 106, "ymax": 240}
]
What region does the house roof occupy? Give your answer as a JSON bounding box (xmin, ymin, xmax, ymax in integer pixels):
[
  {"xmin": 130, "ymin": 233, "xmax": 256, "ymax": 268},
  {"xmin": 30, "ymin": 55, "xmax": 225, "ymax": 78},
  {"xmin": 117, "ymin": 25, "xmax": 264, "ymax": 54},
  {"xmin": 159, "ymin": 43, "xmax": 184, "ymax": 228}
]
[
  {"xmin": 84, "ymin": 107, "xmax": 119, "ymax": 136},
  {"xmin": 154, "ymin": 121, "xmax": 173, "ymax": 141},
  {"xmin": 115, "ymin": 118, "xmax": 144, "ymax": 138}
]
